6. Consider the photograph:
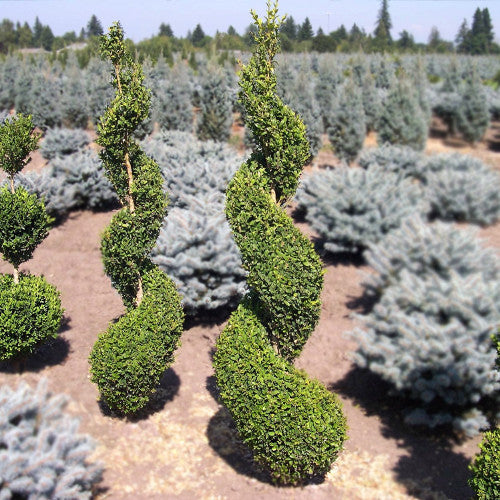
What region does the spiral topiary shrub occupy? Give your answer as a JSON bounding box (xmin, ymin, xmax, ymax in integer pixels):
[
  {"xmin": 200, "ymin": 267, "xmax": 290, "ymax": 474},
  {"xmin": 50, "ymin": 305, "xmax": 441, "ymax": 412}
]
[
  {"xmin": 0, "ymin": 114, "xmax": 63, "ymax": 362},
  {"xmin": 295, "ymin": 165, "xmax": 428, "ymax": 254},
  {"xmin": 151, "ymin": 192, "xmax": 246, "ymax": 314},
  {"xmin": 40, "ymin": 127, "xmax": 90, "ymax": 161},
  {"xmin": 469, "ymin": 427, "xmax": 500, "ymax": 499},
  {"xmin": 0, "ymin": 380, "xmax": 103, "ymax": 499},
  {"xmin": 89, "ymin": 23, "xmax": 184, "ymax": 416},
  {"xmin": 214, "ymin": 3, "xmax": 346, "ymax": 484},
  {"xmin": 141, "ymin": 130, "xmax": 240, "ymax": 209},
  {"xmin": 352, "ymin": 215, "xmax": 500, "ymax": 436},
  {"xmin": 421, "ymin": 154, "xmax": 500, "ymax": 226}
]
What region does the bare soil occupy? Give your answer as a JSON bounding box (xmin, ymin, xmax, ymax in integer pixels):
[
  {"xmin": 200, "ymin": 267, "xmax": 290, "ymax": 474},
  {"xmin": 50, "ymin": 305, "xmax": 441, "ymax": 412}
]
[{"xmin": 0, "ymin": 127, "xmax": 499, "ymax": 499}]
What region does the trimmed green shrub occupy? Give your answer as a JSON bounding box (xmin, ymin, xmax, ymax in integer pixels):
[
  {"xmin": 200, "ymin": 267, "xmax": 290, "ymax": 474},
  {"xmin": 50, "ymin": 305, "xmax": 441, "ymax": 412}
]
[
  {"xmin": 0, "ymin": 274, "xmax": 63, "ymax": 360},
  {"xmin": 0, "ymin": 114, "xmax": 63, "ymax": 362},
  {"xmin": 0, "ymin": 380, "xmax": 103, "ymax": 499},
  {"xmin": 352, "ymin": 216, "xmax": 500, "ymax": 435},
  {"xmin": 40, "ymin": 127, "xmax": 90, "ymax": 160},
  {"xmin": 89, "ymin": 23, "xmax": 184, "ymax": 416},
  {"xmin": 295, "ymin": 165, "xmax": 428, "ymax": 254},
  {"xmin": 469, "ymin": 428, "xmax": 500, "ymax": 499},
  {"xmin": 214, "ymin": 3, "xmax": 346, "ymax": 485}
]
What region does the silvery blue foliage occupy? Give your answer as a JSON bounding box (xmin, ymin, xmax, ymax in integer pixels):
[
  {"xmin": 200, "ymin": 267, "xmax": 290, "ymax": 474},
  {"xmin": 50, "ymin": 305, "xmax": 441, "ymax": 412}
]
[
  {"xmin": 141, "ymin": 131, "xmax": 240, "ymax": 208},
  {"xmin": 10, "ymin": 150, "xmax": 116, "ymax": 218},
  {"xmin": 151, "ymin": 192, "xmax": 246, "ymax": 314},
  {"xmin": 327, "ymin": 79, "xmax": 366, "ymax": 162},
  {"xmin": 352, "ymin": 216, "xmax": 500, "ymax": 436},
  {"xmin": 0, "ymin": 110, "xmax": 9, "ymax": 124},
  {"xmin": 422, "ymin": 154, "xmax": 500, "ymax": 226},
  {"xmin": 377, "ymin": 75, "xmax": 428, "ymax": 151},
  {"xmin": 61, "ymin": 56, "xmax": 89, "ymax": 129},
  {"xmin": 0, "ymin": 380, "xmax": 103, "ymax": 499},
  {"xmin": 484, "ymin": 84, "xmax": 500, "ymax": 120},
  {"xmin": 295, "ymin": 165, "xmax": 428, "ymax": 253},
  {"xmin": 84, "ymin": 58, "xmax": 114, "ymax": 127},
  {"xmin": 152, "ymin": 70, "xmax": 193, "ymax": 133},
  {"xmin": 29, "ymin": 73, "xmax": 63, "ymax": 131},
  {"xmin": 41, "ymin": 128, "xmax": 91, "ymax": 161},
  {"xmin": 196, "ymin": 65, "xmax": 233, "ymax": 142},
  {"xmin": 358, "ymin": 144, "xmax": 424, "ymax": 179}
]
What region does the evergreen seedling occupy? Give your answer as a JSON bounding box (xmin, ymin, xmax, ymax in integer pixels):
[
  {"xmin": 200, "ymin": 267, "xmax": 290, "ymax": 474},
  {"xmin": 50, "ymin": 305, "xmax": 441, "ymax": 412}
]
[
  {"xmin": 214, "ymin": 2, "xmax": 346, "ymax": 485},
  {"xmin": 89, "ymin": 23, "xmax": 184, "ymax": 416},
  {"xmin": 0, "ymin": 114, "xmax": 63, "ymax": 362}
]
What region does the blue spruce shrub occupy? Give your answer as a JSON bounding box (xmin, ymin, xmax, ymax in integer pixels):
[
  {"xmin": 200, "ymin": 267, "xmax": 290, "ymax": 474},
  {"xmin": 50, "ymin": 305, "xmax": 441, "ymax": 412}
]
[
  {"xmin": 141, "ymin": 131, "xmax": 240, "ymax": 208},
  {"xmin": 456, "ymin": 70, "xmax": 490, "ymax": 144},
  {"xmin": 377, "ymin": 74, "xmax": 428, "ymax": 151},
  {"xmin": 151, "ymin": 192, "xmax": 246, "ymax": 314},
  {"xmin": 421, "ymin": 154, "xmax": 500, "ymax": 226},
  {"xmin": 295, "ymin": 166, "xmax": 428, "ymax": 254},
  {"xmin": 358, "ymin": 144, "xmax": 424, "ymax": 179},
  {"xmin": 0, "ymin": 380, "xmax": 103, "ymax": 499},
  {"xmin": 12, "ymin": 150, "xmax": 117, "ymax": 219},
  {"xmin": 40, "ymin": 128, "xmax": 90, "ymax": 161},
  {"xmin": 196, "ymin": 64, "xmax": 233, "ymax": 142},
  {"xmin": 327, "ymin": 79, "xmax": 366, "ymax": 163},
  {"xmin": 352, "ymin": 216, "xmax": 500, "ymax": 436}
]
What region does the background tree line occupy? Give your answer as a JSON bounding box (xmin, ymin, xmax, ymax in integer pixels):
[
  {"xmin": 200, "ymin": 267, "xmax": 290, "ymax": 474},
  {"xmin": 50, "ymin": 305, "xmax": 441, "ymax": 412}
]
[{"xmin": 0, "ymin": 3, "xmax": 497, "ymax": 59}]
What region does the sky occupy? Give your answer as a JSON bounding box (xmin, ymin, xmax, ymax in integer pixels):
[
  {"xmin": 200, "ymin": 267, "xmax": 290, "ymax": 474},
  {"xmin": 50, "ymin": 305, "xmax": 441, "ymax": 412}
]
[{"xmin": 0, "ymin": 0, "xmax": 499, "ymax": 44}]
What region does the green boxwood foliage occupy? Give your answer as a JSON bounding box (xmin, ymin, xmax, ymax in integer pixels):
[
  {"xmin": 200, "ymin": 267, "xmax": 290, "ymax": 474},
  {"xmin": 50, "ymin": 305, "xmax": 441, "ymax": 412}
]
[
  {"xmin": 0, "ymin": 114, "xmax": 63, "ymax": 362},
  {"xmin": 469, "ymin": 428, "xmax": 500, "ymax": 499},
  {"xmin": 0, "ymin": 186, "xmax": 53, "ymax": 269},
  {"xmin": 0, "ymin": 274, "xmax": 63, "ymax": 360},
  {"xmin": 214, "ymin": 3, "xmax": 346, "ymax": 485},
  {"xmin": 89, "ymin": 23, "xmax": 184, "ymax": 416},
  {"xmin": 90, "ymin": 266, "xmax": 183, "ymax": 414}
]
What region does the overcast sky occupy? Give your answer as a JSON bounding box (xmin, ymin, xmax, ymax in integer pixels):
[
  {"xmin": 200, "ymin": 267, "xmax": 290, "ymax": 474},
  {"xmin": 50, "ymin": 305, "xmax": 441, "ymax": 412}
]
[{"xmin": 0, "ymin": 0, "xmax": 499, "ymax": 44}]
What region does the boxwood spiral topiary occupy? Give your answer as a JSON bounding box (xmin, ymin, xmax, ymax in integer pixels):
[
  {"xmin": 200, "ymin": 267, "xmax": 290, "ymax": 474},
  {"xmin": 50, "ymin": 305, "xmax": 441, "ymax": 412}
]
[
  {"xmin": 295, "ymin": 165, "xmax": 429, "ymax": 254},
  {"xmin": 213, "ymin": 3, "xmax": 346, "ymax": 485},
  {"xmin": 0, "ymin": 114, "xmax": 63, "ymax": 362},
  {"xmin": 89, "ymin": 23, "xmax": 184, "ymax": 416},
  {"xmin": 0, "ymin": 379, "xmax": 103, "ymax": 499},
  {"xmin": 352, "ymin": 215, "xmax": 500, "ymax": 436}
]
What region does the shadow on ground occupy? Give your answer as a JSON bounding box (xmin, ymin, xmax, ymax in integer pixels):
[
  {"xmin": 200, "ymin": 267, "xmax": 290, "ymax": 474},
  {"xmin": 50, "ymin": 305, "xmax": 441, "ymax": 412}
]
[
  {"xmin": 331, "ymin": 367, "xmax": 474, "ymax": 499},
  {"xmin": 0, "ymin": 317, "xmax": 72, "ymax": 373}
]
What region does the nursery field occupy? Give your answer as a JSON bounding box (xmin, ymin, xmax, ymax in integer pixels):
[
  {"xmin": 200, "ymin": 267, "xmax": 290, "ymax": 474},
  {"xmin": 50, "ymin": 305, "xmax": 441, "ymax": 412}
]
[{"xmin": 1, "ymin": 124, "xmax": 498, "ymax": 499}]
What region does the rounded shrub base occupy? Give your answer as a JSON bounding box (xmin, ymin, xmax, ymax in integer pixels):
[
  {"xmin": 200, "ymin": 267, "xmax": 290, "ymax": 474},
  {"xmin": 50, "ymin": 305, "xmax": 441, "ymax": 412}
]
[{"xmin": 0, "ymin": 273, "xmax": 63, "ymax": 361}]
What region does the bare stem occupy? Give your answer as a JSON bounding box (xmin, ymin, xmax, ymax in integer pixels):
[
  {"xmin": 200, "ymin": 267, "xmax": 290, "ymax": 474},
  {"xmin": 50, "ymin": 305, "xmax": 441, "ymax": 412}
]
[
  {"xmin": 13, "ymin": 267, "xmax": 19, "ymax": 285},
  {"xmin": 9, "ymin": 174, "xmax": 14, "ymax": 194},
  {"xmin": 135, "ymin": 277, "xmax": 144, "ymax": 307}
]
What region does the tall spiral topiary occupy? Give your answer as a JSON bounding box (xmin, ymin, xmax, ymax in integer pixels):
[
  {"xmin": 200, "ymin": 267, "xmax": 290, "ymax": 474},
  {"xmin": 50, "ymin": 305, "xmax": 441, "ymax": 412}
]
[
  {"xmin": 0, "ymin": 114, "xmax": 63, "ymax": 363},
  {"xmin": 89, "ymin": 23, "xmax": 184, "ymax": 416},
  {"xmin": 213, "ymin": 2, "xmax": 346, "ymax": 485}
]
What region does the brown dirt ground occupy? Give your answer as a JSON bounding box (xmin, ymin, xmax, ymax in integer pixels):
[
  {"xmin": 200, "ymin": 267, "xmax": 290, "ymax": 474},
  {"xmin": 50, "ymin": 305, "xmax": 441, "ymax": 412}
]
[{"xmin": 1, "ymin": 124, "xmax": 499, "ymax": 499}]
